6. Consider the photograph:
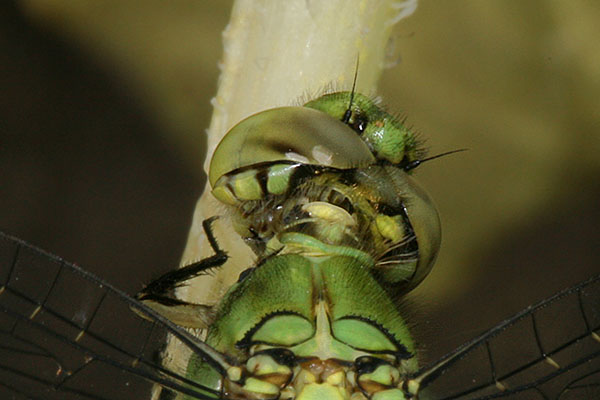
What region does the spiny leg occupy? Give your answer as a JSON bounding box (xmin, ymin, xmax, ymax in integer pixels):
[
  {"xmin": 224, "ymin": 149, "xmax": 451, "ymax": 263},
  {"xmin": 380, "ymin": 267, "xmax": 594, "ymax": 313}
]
[{"xmin": 135, "ymin": 217, "xmax": 228, "ymax": 329}]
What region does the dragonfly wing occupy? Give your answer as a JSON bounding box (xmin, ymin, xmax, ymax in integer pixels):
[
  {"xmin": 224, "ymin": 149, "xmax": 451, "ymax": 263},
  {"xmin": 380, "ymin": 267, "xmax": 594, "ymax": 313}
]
[
  {"xmin": 412, "ymin": 274, "xmax": 600, "ymax": 399},
  {"xmin": 0, "ymin": 232, "xmax": 223, "ymax": 400}
]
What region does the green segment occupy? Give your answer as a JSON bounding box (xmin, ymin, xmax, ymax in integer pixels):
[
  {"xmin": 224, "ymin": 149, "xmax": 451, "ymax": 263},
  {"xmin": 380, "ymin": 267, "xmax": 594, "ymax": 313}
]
[
  {"xmin": 265, "ymin": 164, "xmax": 295, "ymax": 195},
  {"xmin": 231, "ymin": 169, "xmax": 263, "ymax": 200},
  {"xmin": 184, "ymin": 255, "xmax": 314, "ymax": 396},
  {"xmin": 361, "ymin": 364, "xmax": 400, "ymax": 386},
  {"xmin": 332, "ymin": 319, "xmax": 397, "ymax": 352},
  {"xmin": 251, "ymin": 314, "xmax": 313, "ymax": 345},
  {"xmin": 320, "ymin": 256, "xmax": 415, "ymax": 358},
  {"xmin": 207, "ymin": 255, "xmax": 314, "ymax": 354},
  {"xmin": 305, "ymin": 92, "xmax": 420, "ymax": 166},
  {"xmin": 278, "ymin": 232, "xmax": 373, "ymax": 265}
]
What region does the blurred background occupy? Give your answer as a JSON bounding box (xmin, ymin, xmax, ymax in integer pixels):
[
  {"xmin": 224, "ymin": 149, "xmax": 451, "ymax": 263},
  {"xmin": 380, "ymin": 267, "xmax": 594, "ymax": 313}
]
[{"xmin": 1, "ymin": 0, "xmax": 598, "ymax": 364}]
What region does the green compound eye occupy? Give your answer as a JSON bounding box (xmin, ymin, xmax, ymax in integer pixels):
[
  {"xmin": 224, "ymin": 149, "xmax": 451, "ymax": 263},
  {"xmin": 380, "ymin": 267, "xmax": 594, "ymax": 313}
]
[
  {"xmin": 209, "ymin": 91, "xmax": 423, "ymax": 207},
  {"xmin": 379, "ymin": 169, "xmax": 441, "ymax": 290},
  {"xmin": 304, "ymin": 92, "xmax": 421, "ymax": 166},
  {"xmin": 208, "ymin": 106, "xmax": 375, "ymax": 189}
]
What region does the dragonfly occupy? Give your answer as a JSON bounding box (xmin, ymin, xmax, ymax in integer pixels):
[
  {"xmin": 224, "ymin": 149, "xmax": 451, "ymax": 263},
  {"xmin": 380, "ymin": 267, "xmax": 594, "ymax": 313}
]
[{"xmin": 0, "ymin": 90, "xmax": 598, "ymax": 400}]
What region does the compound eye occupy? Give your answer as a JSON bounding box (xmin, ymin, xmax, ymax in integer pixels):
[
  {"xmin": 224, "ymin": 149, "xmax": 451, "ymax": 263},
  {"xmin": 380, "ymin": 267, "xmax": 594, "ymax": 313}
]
[
  {"xmin": 401, "ymin": 173, "xmax": 441, "ymax": 290},
  {"xmin": 365, "ymin": 167, "xmax": 441, "ymax": 292},
  {"xmin": 209, "ymin": 107, "xmax": 375, "ymax": 188}
]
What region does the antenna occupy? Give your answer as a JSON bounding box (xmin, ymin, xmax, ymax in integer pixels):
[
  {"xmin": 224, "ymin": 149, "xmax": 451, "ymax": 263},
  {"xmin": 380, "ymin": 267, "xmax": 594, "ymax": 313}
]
[
  {"xmin": 342, "ymin": 56, "xmax": 360, "ymax": 124},
  {"xmin": 403, "ymin": 148, "xmax": 468, "ymax": 171}
]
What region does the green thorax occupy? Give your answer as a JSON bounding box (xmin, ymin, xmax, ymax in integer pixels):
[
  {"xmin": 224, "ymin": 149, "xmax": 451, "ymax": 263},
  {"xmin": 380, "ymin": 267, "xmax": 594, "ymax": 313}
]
[
  {"xmin": 188, "ymin": 253, "xmax": 417, "ymax": 400},
  {"xmin": 210, "ymin": 254, "xmax": 415, "ymax": 362}
]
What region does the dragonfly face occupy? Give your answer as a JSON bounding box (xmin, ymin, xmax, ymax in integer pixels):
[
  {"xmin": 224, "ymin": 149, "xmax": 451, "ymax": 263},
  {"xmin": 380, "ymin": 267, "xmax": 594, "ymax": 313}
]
[
  {"xmin": 0, "ymin": 91, "xmax": 598, "ymax": 400},
  {"xmin": 209, "ymin": 92, "xmax": 440, "ymax": 291}
]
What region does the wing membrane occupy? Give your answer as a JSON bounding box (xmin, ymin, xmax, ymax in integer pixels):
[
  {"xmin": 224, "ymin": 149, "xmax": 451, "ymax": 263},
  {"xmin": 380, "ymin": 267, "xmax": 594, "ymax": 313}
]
[
  {"xmin": 2, "ymin": 231, "xmax": 599, "ymax": 400},
  {"xmin": 414, "ymin": 274, "xmax": 600, "ymax": 399},
  {"xmin": 0, "ymin": 232, "xmax": 223, "ymax": 400}
]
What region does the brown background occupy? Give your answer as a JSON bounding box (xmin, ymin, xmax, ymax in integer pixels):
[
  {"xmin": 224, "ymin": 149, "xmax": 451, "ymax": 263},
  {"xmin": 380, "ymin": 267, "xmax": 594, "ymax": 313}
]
[{"xmin": 1, "ymin": 0, "xmax": 598, "ymax": 365}]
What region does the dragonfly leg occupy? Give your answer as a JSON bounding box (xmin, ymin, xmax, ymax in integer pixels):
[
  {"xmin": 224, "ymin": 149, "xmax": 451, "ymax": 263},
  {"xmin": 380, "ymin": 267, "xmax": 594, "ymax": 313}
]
[{"xmin": 135, "ymin": 216, "xmax": 228, "ymax": 329}]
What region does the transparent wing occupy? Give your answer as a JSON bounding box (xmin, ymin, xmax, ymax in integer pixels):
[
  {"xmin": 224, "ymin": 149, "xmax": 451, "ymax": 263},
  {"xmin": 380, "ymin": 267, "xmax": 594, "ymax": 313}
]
[
  {"xmin": 0, "ymin": 231, "xmax": 224, "ymax": 400},
  {"xmin": 414, "ymin": 274, "xmax": 600, "ymax": 399},
  {"xmin": 2, "ymin": 231, "xmax": 599, "ymax": 400}
]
